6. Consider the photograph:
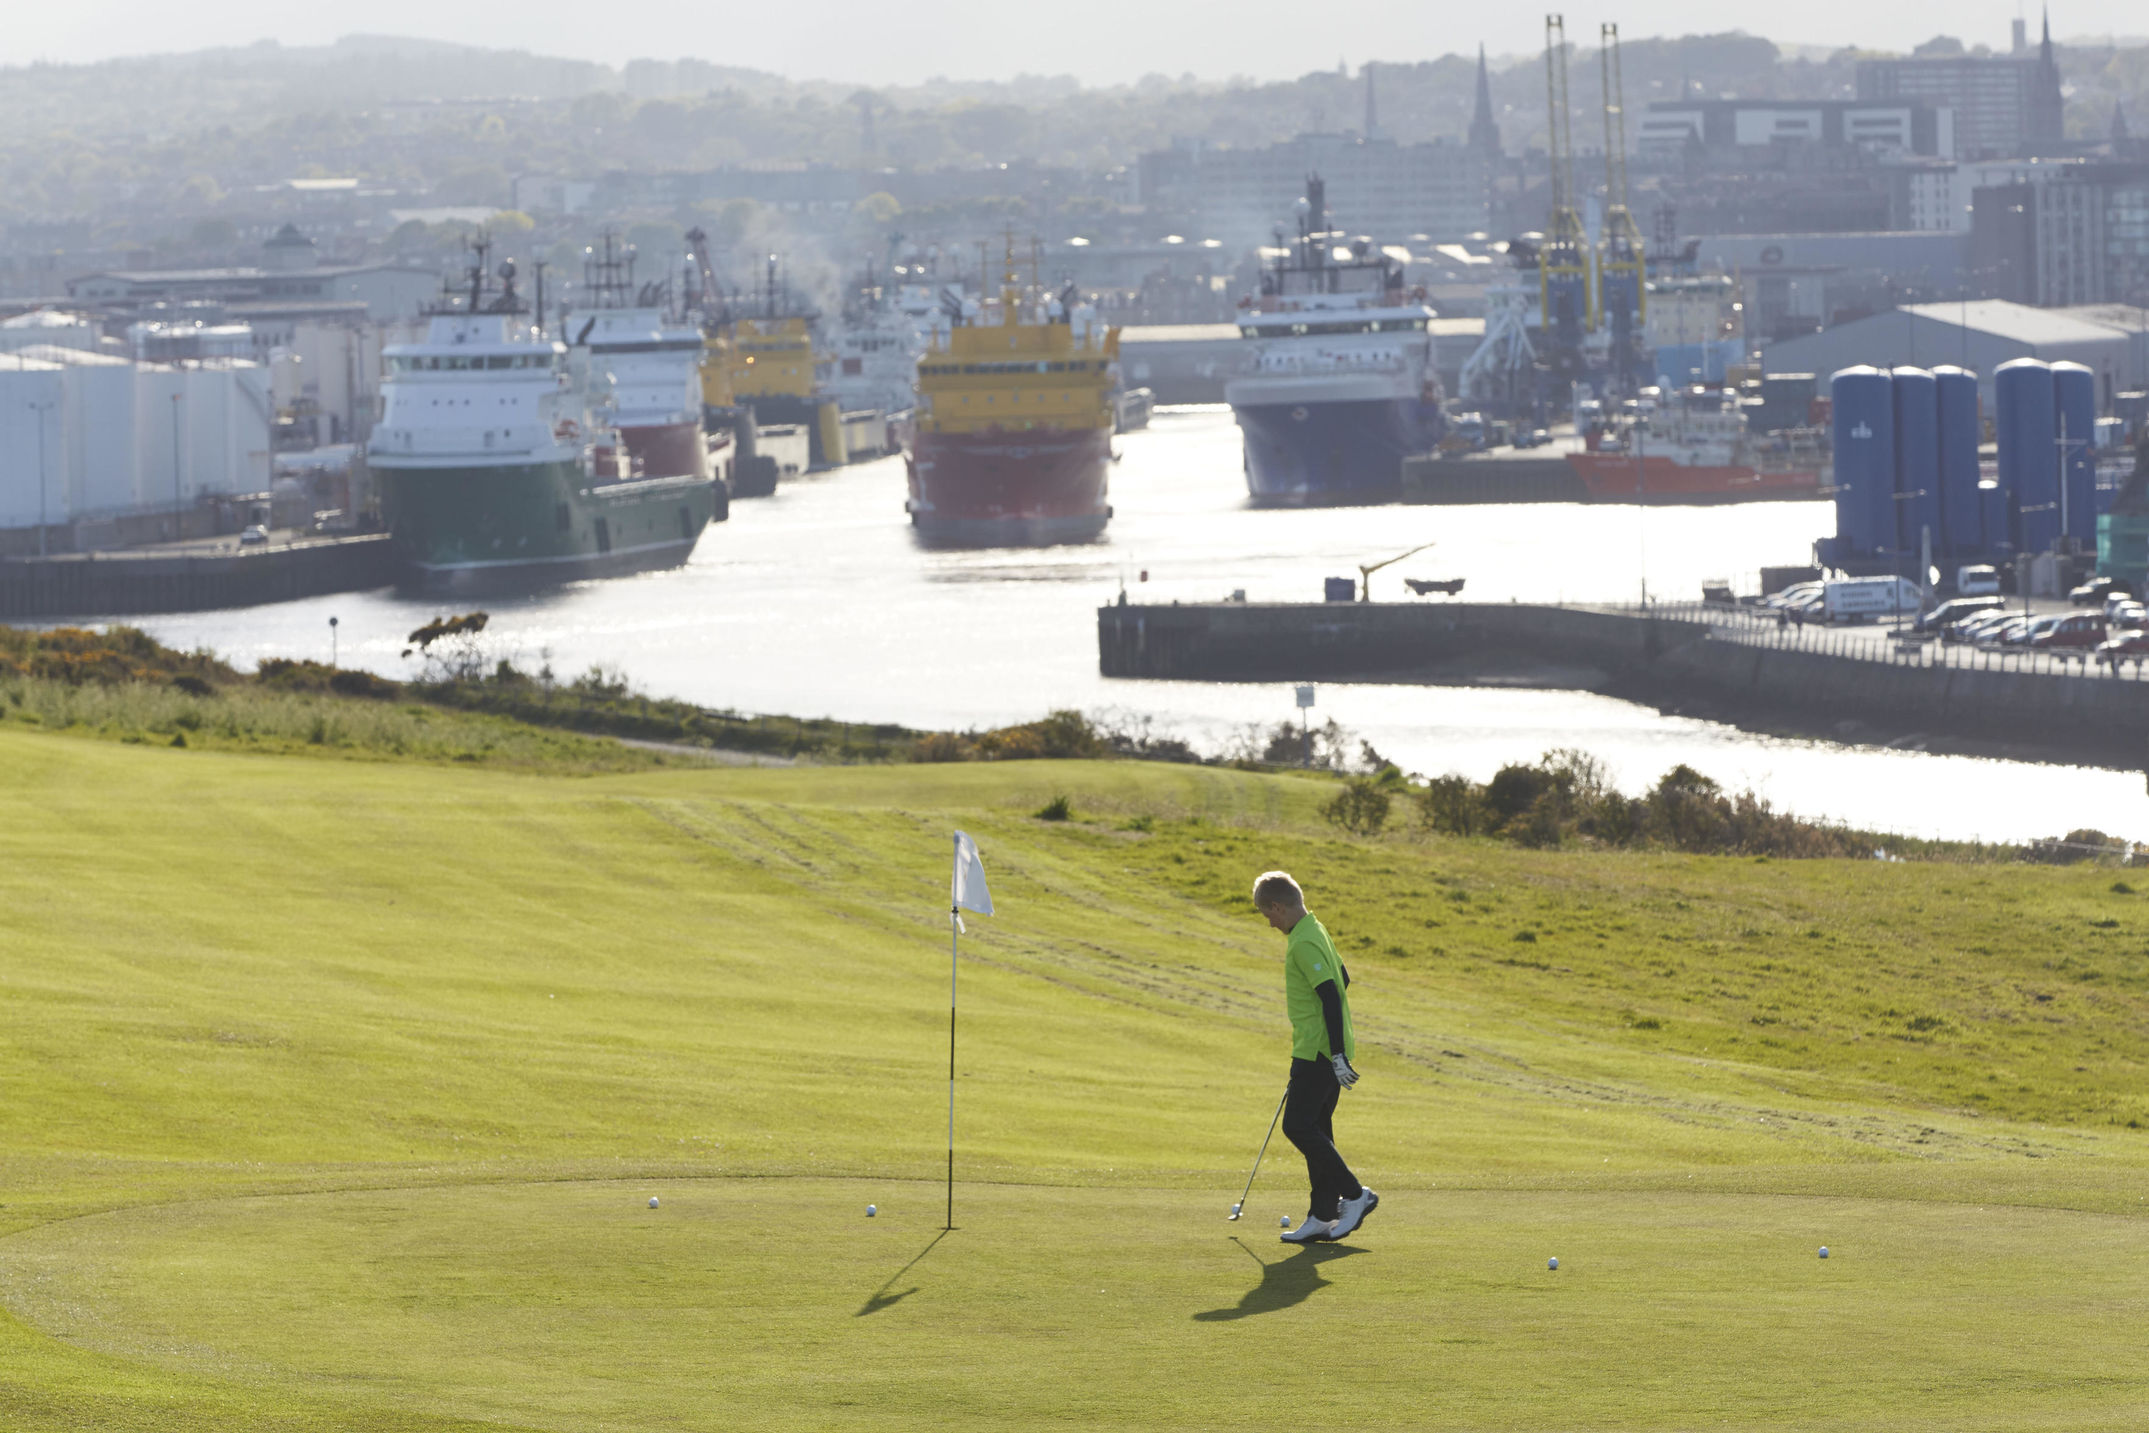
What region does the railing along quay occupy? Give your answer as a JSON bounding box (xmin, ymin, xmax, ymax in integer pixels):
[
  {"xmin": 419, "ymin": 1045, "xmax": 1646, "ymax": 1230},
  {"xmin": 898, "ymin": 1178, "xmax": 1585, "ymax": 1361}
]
[{"xmin": 1586, "ymin": 600, "xmax": 2149, "ymax": 684}]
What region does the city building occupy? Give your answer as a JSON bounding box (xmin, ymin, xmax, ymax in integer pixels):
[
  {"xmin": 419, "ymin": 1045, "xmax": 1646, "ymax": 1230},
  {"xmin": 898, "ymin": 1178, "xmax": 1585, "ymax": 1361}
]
[
  {"xmin": 1639, "ymin": 100, "xmax": 1954, "ymax": 164},
  {"xmin": 65, "ymin": 226, "xmax": 442, "ymax": 323},
  {"xmin": 1467, "ymin": 47, "xmax": 1501, "ymax": 161},
  {"xmin": 1969, "ymin": 164, "xmax": 2149, "ymax": 306},
  {"xmin": 1889, "ymin": 158, "xmax": 2084, "ymax": 233},
  {"xmin": 1855, "ymin": 16, "xmax": 2065, "ymax": 160},
  {"xmin": 1137, "ymin": 134, "xmax": 1488, "ymax": 246}
]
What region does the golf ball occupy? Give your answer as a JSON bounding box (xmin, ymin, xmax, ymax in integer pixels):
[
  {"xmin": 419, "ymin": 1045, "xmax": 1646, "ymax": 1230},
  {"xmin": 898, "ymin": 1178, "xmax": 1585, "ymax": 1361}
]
[
  {"xmin": 648, "ymin": 1197, "xmax": 659, "ymax": 1209},
  {"xmin": 1548, "ymin": 1257, "xmax": 1559, "ymax": 1270},
  {"xmin": 1280, "ymin": 1215, "xmax": 1291, "ymax": 1228},
  {"xmin": 867, "ymin": 1205, "xmax": 877, "ymax": 1217},
  {"xmin": 1819, "ymin": 1246, "xmax": 1829, "ymax": 1259}
]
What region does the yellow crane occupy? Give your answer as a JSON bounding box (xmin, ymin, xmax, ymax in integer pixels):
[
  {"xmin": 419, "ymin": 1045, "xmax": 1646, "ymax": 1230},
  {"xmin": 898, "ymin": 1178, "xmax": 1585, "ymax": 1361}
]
[
  {"xmin": 1540, "ymin": 15, "xmax": 1594, "ymax": 371},
  {"xmin": 1358, "ymin": 541, "xmax": 1439, "ymax": 602},
  {"xmin": 1597, "ymin": 22, "xmax": 1648, "ymax": 390}
]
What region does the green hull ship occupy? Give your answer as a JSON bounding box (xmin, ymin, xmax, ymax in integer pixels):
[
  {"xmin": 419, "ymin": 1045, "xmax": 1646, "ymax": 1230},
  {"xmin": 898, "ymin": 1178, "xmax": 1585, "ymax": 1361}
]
[
  {"xmin": 379, "ymin": 457, "xmax": 722, "ymax": 595},
  {"xmin": 369, "ymin": 250, "xmax": 723, "ymax": 595}
]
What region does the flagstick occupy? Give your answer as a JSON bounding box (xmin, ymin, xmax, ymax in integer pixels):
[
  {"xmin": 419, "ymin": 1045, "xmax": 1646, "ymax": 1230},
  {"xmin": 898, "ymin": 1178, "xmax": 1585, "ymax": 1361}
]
[{"xmin": 946, "ymin": 904, "xmax": 959, "ymax": 1231}]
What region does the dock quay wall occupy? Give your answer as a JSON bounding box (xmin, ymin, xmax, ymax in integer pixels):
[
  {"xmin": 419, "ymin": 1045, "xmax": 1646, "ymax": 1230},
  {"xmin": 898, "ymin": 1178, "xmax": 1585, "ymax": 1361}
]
[
  {"xmin": 1097, "ymin": 601, "xmax": 2149, "ymax": 760},
  {"xmin": 0, "ymin": 535, "xmax": 394, "ymax": 620},
  {"xmin": 1096, "ymin": 601, "xmax": 1706, "ymax": 682},
  {"xmin": 1400, "ymin": 455, "xmax": 1588, "ymax": 505}
]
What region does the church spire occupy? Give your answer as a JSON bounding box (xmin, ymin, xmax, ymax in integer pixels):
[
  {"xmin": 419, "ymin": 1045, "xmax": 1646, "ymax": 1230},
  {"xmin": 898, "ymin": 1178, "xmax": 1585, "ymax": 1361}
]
[{"xmin": 1468, "ymin": 44, "xmax": 1502, "ymax": 159}]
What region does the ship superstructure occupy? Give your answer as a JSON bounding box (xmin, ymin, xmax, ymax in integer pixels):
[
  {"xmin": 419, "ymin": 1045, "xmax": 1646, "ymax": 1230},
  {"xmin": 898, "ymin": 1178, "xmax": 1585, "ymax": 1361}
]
[
  {"xmin": 369, "ymin": 239, "xmax": 720, "ymax": 592},
  {"xmin": 572, "ymin": 233, "xmax": 711, "ymax": 483},
  {"xmin": 1226, "ymin": 177, "xmax": 1443, "ymax": 504},
  {"xmin": 906, "ymin": 240, "xmax": 1119, "ymax": 544},
  {"xmin": 1569, "ymin": 383, "xmax": 1825, "ymax": 503}
]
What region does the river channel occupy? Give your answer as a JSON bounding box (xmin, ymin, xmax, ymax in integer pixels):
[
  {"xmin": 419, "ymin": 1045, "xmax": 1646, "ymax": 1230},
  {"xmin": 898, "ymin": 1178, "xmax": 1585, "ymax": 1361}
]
[{"xmin": 123, "ymin": 406, "xmax": 2147, "ymax": 845}]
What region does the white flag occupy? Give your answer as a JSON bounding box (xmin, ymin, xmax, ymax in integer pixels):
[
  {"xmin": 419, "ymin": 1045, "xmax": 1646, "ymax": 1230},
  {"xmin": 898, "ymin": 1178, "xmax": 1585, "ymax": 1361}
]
[{"xmin": 952, "ymin": 831, "xmax": 993, "ymax": 920}]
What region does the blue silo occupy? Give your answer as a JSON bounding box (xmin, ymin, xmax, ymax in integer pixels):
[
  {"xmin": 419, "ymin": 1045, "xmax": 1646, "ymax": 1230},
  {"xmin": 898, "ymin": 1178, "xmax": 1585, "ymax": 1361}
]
[
  {"xmin": 1932, "ymin": 366, "xmax": 1983, "ymax": 557},
  {"xmin": 2052, "ymin": 361, "xmax": 2098, "ymax": 545},
  {"xmin": 1892, "ymin": 367, "xmax": 1941, "ymax": 559},
  {"xmin": 1996, "ymin": 358, "xmax": 2057, "ymax": 553},
  {"xmin": 1830, "ymin": 366, "xmax": 1896, "ymax": 560}
]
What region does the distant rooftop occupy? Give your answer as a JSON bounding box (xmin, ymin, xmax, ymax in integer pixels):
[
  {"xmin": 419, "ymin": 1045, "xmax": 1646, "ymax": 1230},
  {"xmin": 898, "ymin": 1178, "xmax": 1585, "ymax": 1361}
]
[{"xmin": 1898, "ymin": 299, "xmax": 2133, "ymax": 345}]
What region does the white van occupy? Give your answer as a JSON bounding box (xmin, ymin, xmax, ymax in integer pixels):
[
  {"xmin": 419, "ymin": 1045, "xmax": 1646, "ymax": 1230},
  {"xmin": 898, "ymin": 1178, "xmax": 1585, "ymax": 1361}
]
[
  {"xmin": 1956, "ymin": 565, "xmax": 2002, "ymax": 596},
  {"xmin": 1823, "ymin": 576, "xmax": 1923, "ymax": 624}
]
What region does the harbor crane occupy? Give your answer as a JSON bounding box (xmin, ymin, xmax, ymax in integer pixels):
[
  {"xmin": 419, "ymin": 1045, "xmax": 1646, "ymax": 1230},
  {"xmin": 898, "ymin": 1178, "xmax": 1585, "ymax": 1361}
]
[
  {"xmin": 1539, "ymin": 14, "xmax": 1593, "ymax": 384},
  {"xmin": 1357, "ymin": 541, "xmax": 1439, "ymax": 602},
  {"xmin": 1597, "ymin": 23, "xmax": 1648, "ymax": 394}
]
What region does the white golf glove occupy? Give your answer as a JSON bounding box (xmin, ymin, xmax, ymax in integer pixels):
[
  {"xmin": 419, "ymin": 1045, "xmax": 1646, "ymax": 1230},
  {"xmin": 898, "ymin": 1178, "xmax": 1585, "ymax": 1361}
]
[{"xmin": 1332, "ymin": 1054, "xmax": 1359, "ymax": 1089}]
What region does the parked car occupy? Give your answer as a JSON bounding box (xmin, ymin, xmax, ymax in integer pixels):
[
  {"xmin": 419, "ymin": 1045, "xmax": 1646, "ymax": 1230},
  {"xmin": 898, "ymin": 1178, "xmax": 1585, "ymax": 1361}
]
[
  {"xmin": 2070, "ymin": 576, "xmax": 2128, "ymax": 607},
  {"xmin": 1977, "ymin": 616, "xmax": 2033, "ymax": 647},
  {"xmin": 238, "ymin": 524, "xmax": 270, "ymax": 547},
  {"xmin": 2029, "ymin": 612, "xmax": 2108, "ymax": 649},
  {"xmin": 1764, "ymin": 581, "xmax": 1824, "ymax": 610},
  {"xmin": 2110, "ymin": 600, "xmax": 2148, "ymax": 630},
  {"xmin": 1947, "ymin": 610, "xmax": 2015, "ymax": 643},
  {"xmin": 2096, "ymin": 631, "xmax": 2149, "ymax": 666},
  {"xmin": 1916, "ymin": 595, "xmax": 2004, "ymax": 634},
  {"xmin": 1956, "ymin": 564, "xmax": 2002, "ymax": 596}
]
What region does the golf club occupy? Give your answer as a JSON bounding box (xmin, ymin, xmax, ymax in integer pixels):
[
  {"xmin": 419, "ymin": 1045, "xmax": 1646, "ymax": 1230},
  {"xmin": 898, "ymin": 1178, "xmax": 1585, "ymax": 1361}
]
[{"xmin": 1225, "ymin": 1088, "xmax": 1289, "ymax": 1221}]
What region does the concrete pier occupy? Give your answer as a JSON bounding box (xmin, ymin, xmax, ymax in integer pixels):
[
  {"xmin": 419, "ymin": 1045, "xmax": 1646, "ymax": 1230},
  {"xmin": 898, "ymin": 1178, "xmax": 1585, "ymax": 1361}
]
[
  {"xmin": 0, "ymin": 534, "xmax": 394, "ymax": 619},
  {"xmin": 1097, "ymin": 600, "xmax": 2149, "ymax": 764}
]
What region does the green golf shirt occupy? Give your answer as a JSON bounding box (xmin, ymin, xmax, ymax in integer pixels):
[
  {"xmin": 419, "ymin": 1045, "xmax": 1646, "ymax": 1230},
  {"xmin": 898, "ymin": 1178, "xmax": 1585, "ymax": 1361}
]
[{"xmin": 1284, "ymin": 913, "xmax": 1354, "ymax": 1062}]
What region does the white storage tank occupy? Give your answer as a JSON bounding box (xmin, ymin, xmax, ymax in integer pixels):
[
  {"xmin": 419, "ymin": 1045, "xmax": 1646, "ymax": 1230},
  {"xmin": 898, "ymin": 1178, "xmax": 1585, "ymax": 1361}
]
[{"xmin": 0, "ymin": 360, "xmax": 69, "ymax": 531}]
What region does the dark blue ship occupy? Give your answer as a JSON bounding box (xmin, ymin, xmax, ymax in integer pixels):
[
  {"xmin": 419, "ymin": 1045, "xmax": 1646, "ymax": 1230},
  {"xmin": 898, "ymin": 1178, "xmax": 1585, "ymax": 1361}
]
[{"xmin": 1226, "ymin": 177, "xmax": 1443, "ymax": 505}]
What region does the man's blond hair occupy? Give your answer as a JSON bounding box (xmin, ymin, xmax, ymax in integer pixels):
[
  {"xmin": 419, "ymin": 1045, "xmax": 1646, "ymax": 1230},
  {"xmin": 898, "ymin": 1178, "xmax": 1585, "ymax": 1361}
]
[{"xmin": 1251, "ymin": 870, "xmax": 1304, "ymax": 910}]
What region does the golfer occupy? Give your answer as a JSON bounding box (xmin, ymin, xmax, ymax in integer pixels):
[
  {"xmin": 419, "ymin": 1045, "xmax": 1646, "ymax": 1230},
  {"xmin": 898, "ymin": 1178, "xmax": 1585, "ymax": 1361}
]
[{"xmin": 1253, "ymin": 870, "xmax": 1377, "ymax": 1244}]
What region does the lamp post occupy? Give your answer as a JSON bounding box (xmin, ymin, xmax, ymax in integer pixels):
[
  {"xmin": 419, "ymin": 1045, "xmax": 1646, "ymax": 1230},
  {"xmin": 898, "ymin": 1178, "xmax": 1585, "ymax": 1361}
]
[
  {"xmin": 329, "ymin": 615, "xmax": 339, "ymax": 668},
  {"xmin": 169, "ymin": 390, "xmax": 185, "ymax": 540},
  {"xmin": 27, "ymin": 396, "xmax": 55, "ymax": 558}
]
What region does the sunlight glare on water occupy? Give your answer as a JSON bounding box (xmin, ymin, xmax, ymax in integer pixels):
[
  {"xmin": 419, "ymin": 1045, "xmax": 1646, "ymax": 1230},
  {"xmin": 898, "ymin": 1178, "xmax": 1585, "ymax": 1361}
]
[{"xmin": 127, "ymin": 407, "xmax": 2146, "ymax": 844}]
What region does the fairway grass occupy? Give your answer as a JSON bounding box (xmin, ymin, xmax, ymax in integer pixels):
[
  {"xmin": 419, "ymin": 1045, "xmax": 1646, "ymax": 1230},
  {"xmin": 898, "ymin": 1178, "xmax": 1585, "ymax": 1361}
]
[{"xmin": 3, "ymin": 726, "xmax": 2148, "ymax": 1430}]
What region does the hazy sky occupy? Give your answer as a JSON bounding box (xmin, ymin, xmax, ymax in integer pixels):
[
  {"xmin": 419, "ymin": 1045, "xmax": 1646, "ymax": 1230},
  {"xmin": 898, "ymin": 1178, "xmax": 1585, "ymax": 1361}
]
[{"xmin": 2, "ymin": 1, "xmax": 2107, "ymax": 86}]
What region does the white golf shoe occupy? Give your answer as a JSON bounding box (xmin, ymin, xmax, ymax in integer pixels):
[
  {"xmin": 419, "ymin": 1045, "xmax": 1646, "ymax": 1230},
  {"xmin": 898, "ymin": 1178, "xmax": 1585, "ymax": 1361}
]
[
  {"xmin": 1329, "ymin": 1187, "xmax": 1379, "ymax": 1239},
  {"xmin": 1279, "ymin": 1214, "xmax": 1334, "ymax": 1245}
]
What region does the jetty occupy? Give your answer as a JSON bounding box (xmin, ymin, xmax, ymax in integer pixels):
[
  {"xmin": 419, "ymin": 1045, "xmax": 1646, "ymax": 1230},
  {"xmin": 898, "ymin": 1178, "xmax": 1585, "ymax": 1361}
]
[{"xmin": 1097, "ymin": 598, "xmax": 2149, "ymax": 767}]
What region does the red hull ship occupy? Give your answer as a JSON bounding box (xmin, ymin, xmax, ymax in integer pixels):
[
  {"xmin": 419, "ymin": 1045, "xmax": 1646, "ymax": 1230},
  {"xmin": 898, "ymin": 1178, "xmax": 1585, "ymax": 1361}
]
[
  {"xmin": 908, "ymin": 428, "xmax": 1112, "ymax": 543},
  {"xmin": 1570, "ymin": 382, "xmax": 1829, "ymax": 506},
  {"xmin": 1565, "ymin": 452, "xmax": 1822, "ymax": 504},
  {"xmin": 904, "ymin": 240, "xmax": 1119, "ymax": 546}
]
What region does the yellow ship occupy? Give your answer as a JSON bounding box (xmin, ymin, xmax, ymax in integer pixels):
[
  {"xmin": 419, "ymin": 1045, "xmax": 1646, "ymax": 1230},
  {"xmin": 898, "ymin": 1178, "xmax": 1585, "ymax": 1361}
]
[{"xmin": 906, "ymin": 239, "xmax": 1120, "ymax": 544}]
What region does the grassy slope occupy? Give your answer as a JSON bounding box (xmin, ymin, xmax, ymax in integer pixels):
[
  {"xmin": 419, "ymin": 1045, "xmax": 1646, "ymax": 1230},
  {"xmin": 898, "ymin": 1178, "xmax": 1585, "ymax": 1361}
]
[{"xmin": 1, "ymin": 730, "xmax": 2146, "ymax": 1430}]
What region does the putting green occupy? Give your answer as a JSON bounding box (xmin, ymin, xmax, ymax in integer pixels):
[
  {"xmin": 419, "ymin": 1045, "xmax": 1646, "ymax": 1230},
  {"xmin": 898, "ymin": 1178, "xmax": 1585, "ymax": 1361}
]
[
  {"xmin": 6, "ymin": 1177, "xmax": 2146, "ymax": 1430},
  {"xmin": 3, "ymin": 728, "xmax": 2149, "ymax": 1429}
]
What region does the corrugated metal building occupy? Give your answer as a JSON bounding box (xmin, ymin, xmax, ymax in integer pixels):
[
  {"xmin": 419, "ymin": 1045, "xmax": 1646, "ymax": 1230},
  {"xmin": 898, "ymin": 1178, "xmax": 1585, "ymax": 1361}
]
[{"xmin": 1758, "ymin": 300, "xmax": 2139, "ymax": 410}]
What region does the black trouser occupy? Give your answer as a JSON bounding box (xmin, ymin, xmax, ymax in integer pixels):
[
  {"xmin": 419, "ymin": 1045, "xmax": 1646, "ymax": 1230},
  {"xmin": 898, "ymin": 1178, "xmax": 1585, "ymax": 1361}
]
[{"xmin": 1282, "ymin": 1056, "xmax": 1363, "ymax": 1221}]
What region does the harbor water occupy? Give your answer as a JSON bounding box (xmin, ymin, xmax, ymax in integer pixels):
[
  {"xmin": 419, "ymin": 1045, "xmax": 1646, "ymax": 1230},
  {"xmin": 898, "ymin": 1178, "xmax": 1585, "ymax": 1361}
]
[{"xmin": 123, "ymin": 407, "xmax": 2145, "ymax": 845}]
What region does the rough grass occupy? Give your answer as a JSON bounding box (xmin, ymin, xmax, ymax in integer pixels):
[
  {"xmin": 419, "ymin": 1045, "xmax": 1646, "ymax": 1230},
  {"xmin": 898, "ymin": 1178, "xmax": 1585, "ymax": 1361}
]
[
  {"xmin": 0, "ymin": 675, "xmax": 671, "ymax": 773},
  {"xmin": 0, "ymin": 733, "xmax": 2146, "ymax": 1430}
]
